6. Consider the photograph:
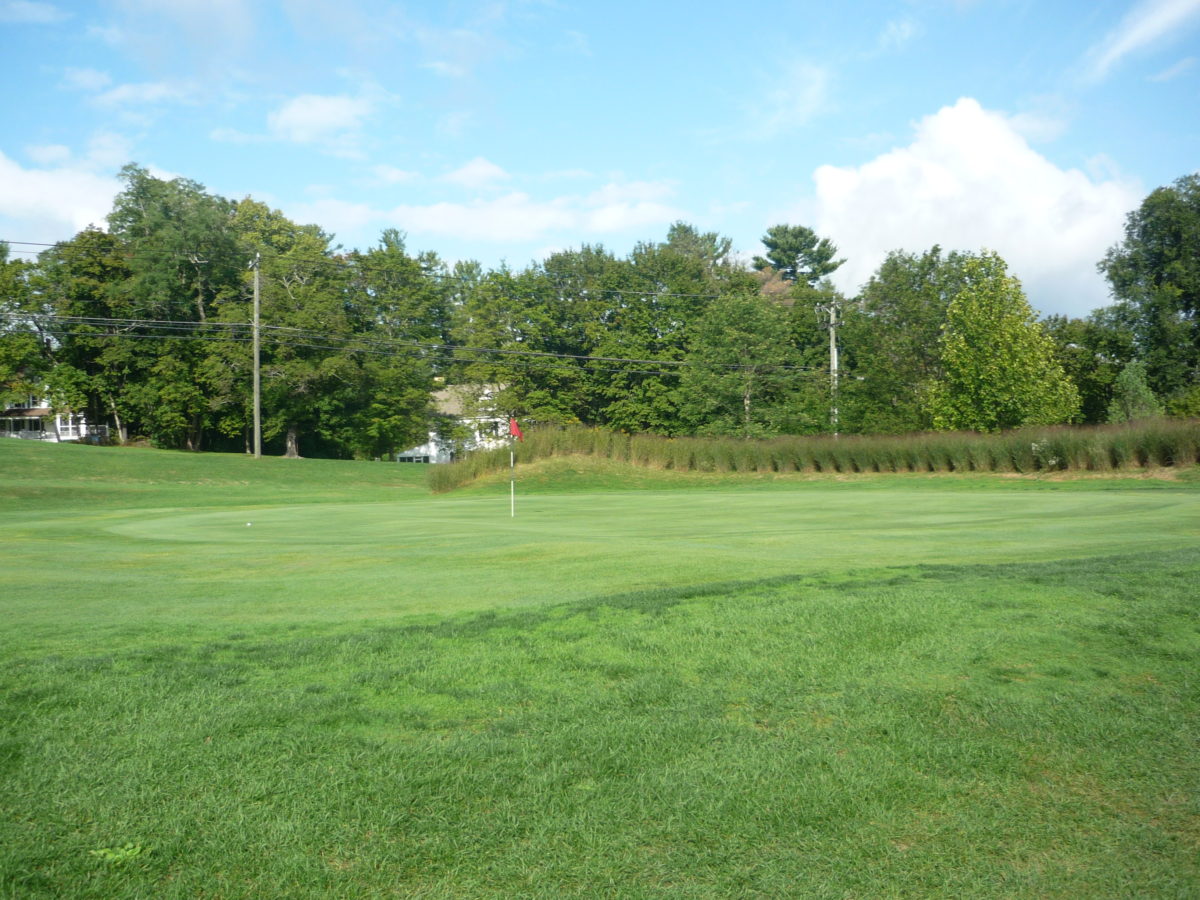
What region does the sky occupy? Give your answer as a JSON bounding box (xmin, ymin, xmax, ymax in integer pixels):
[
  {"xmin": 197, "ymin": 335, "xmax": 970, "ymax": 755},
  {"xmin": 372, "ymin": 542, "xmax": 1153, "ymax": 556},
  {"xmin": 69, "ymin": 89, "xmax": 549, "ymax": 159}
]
[{"xmin": 0, "ymin": 0, "xmax": 1197, "ymax": 318}]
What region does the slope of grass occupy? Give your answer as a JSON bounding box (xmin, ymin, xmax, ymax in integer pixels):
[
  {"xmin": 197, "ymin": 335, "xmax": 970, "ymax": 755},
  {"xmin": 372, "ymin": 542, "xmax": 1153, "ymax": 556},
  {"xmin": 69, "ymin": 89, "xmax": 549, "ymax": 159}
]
[{"xmin": 2, "ymin": 441, "xmax": 1198, "ymax": 897}]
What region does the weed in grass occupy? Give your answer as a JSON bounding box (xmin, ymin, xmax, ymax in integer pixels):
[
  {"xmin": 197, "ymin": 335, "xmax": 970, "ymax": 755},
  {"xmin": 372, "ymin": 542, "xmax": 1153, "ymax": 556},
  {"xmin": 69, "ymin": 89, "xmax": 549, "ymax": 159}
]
[{"xmin": 89, "ymin": 845, "xmax": 149, "ymax": 866}]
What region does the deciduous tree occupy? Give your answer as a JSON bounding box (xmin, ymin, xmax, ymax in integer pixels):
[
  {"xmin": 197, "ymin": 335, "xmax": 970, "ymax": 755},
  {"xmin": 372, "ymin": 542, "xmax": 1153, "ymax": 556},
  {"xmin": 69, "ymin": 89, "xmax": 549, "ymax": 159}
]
[
  {"xmin": 1099, "ymin": 174, "xmax": 1199, "ymax": 403},
  {"xmin": 926, "ymin": 252, "xmax": 1079, "ymax": 431}
]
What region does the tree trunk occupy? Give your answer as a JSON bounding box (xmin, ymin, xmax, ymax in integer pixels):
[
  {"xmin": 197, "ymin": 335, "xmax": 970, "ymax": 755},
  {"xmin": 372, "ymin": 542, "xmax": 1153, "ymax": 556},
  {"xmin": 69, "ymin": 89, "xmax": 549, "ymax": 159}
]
[
  {"xmin": 186, "ymin": 416, "xmax": 202, "ymax": 452},
  {"xmin": 107, "ymin": 395, "xmax": 127, "ymax": 444},
  {"xmin": 284, "ymin": 424, "xmax": 301, "ymax": 458},
  {"xmin": 742, "ymin": 378, "xmax": 753, "ymax": 437}
]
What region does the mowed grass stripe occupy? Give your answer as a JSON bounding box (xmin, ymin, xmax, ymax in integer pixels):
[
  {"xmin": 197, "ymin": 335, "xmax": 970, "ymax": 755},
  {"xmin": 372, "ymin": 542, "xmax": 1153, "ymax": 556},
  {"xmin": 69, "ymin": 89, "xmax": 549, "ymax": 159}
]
[{"xmin": 3, "ymin": 550, "xmax": 1198, "ymax": 897}]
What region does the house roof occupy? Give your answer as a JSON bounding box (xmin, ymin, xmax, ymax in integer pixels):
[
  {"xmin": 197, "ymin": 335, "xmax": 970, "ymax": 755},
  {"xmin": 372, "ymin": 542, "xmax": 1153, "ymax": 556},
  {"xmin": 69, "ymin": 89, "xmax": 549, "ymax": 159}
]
[{"xmin": 1, "ymin": 406, "xmax": 50, "ymax": 418}]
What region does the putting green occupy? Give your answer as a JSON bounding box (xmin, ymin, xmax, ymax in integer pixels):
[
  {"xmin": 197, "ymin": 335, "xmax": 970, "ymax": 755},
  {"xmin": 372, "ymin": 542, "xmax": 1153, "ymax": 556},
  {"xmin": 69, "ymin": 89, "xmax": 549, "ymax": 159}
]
[{"xmin": 9, "ymin": 483, "xmax": 1196, "ymax": 635}]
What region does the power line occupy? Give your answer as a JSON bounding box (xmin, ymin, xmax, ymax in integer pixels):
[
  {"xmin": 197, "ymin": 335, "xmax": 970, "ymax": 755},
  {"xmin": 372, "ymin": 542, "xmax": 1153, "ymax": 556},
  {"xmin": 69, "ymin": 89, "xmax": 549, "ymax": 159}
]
[{"xmin": 21, "ymin": 324, "xmax": 820, "ymax": 381}]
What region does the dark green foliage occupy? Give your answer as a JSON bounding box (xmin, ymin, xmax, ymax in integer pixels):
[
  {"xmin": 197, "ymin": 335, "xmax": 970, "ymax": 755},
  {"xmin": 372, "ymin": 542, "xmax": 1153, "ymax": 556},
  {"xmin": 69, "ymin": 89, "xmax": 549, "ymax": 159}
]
[
  {"xmin": 840, "ymin": 246, "xmax": 969, "ymax": 434},
  {"xmin": 9, "ymin": 172, "xmax": 438, "ymax": 458},
  {"xmin": 752, "ymin": 223, "xmax": 844, "ymax": 285},
  {"xmin": 677, "ymin": 292, "xmax": 805, "ymax": 437},
  {"xmin": 1044, "ymin": 312, "xmax": 1134, "ymax": 424},
  {"xmin": 11, "ymin": 163, "xmax": 1200, "ymax": 462},
  {"xmin": 1098, "ymin": 174, "xmax": 1200, "ymax": 405}
]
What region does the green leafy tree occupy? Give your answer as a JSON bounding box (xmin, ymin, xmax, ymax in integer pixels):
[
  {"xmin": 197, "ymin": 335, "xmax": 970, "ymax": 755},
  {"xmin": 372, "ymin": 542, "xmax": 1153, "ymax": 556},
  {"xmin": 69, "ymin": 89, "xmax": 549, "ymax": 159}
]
[
  {"xmin": 840, "ymin": 247, "xmax": 971, "ymax": 434},
  {"xmin": 752, "ymin": 224, "xmax": 844, "ymax": 286},
  {"xmin": 1099, "ymin": 174, "xmax": 1199, "ymax": 403},
  {"xmin": 30, "ymin": 228, "xmax": 140, "ymax": 442},
  {"xmin": 775, "ymin": 280, "xmax": 847, "ymax": 434},
  {"xmin": 1044, "ymin": 312, "xmax": 1135, "ymax": 424},
  {"xmin": 451, "ymin": 263, "xmax": 590, "ymax": 425},
  {"xmin": 341, "ymin": 230, "xmax": 446, "ymax": 456},
  {"xmin": 1166, "ymin": 384, "xmax": 1200, "ymax": 417},
  {"xmin": 663, "ymin": 221, "xmax": 734, "ymax": 273},
  {"xmin": 591, "ymin": 232, "xmax": 753, "ymax": 433},
  {"xmin": 1106, "ymin": 360, "xmax": 1163, "ymax": 423},
  {"xmin": 679, "ymin": 293, "xmax": 802, "ymax": 437},
  {"xmin": 926, "ymin": 252, "xmax": 1080, "ymax": 431},
  {"xmin": 0, "ymin": 244, "xmax": 47, "ymax": 410},
  {"xmin": 108, "ymin": 164, "xmax": 243, "ymax": 323},
  {"xmin": 105, "ymin": 165, "xmax": 244, "ymax": 448}
]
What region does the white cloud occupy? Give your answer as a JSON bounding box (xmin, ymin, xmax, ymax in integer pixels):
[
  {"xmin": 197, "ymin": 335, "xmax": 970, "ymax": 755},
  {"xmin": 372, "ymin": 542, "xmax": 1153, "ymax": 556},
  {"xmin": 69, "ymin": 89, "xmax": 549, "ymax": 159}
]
[
  {"xmin": 543, "ymin": 168, "xmax": 594, "ymax": 180},
  {"xmin": 399, "ymin": 181, "xmax": 683, "ymax": 242},
  {"xmin": 410, "ymin": 23, "xmax": 510, "ymax": 80},
  {"xmin": 25, "ymin": 144, "xmax": 71, "ymax": 166},
  {"xmin": 810, "ymin": 98, "xmax": 1142, "ymax": 317},
  {"xmin": 94, "ymin": 81, "xmax": 188, "ymax": 107},
  {"xmin": 209, "ymin": 127, "xmax": 265, "ymax": 144},
  {"xmin": 585, "ymin": 180, "xmax": 675, "ymax": 206},
  {"xmin": 21, "ymin": 132, "xmax": 132, "ymax": 172},
  {"xmin": 392, "ymin": 194, "xmax": 576, "ymax": 242},
  {"xmin": 115, "ymin": 0, "xmax": 252, "ymax": 37},
  {"xmin": 286, "ymin": 179, "xmax": 684, "ymax": 247},
  {"xmin": 442, "ymin": 157, "xmax": 510, "ymax": 189},
  {"xmin": 0, "ymin": 0, "xmax": 67, "ymax": 23},
  {"xmin": 436, "ymin": 110, "xmax": 473, "ymax": 138},
  {"xmin": 61, "ymin": 67, "xmax": 112, "ymax": 92},
  {"xmin": 371, "ymin": 165, "xmax": 419, "ymax": 185},
  {"xmin": 283, "ymin": 197, "xmax": 380, "ymax": 236},
  {"xmin": 0, "ymin": 151, "xmax": 119, "ymax": 242},
  {"xmin": 84, "ymin": 132, "xmax": 135, "ymax": 169},
  {"xmin": 86, "ymin": 23, "xmax": 122, "ymax": 45},
  {"xmin": 1149, "ymin": 55, "xmax": 1197, "ymax": 80},
  {"xmin": 560, "ymin": 29, "xmax": 592, "ymax": 56},
  {"xmin": 1001, "ymin": 93, "xmax": 1074, "ymax": 145},
  {"xmin": 267, "ymin": 94, "xmax": 373, "ymax": 145},
  {"xmin": 97, "ymin": 0, "xmax": 253, "ymax": 63},
  {"xmin": 748, "ymin": 61, "xmax": 829, "ymax": 138},
  {"xmin": 423, "ymin": 61, "xmax": 468, "ymax": 78},
  {"xmin": 878, "ymin": 18, "xmax": 920, "ymax": 51},
  {"xmin": 1084, "ymin": 0, "xmax": 1200, "ymax": 81}
]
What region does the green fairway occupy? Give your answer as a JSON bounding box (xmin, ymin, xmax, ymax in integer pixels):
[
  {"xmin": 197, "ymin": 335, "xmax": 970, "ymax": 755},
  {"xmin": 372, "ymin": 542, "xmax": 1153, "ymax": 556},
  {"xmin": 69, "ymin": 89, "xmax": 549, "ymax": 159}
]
[
  {"xmin": 4, "ymin": 442, "xmax": 1198, "ymax": 637},
  {"xmin": 2, "ymin": 440, "xmax": 1199, "ymax": 897}
]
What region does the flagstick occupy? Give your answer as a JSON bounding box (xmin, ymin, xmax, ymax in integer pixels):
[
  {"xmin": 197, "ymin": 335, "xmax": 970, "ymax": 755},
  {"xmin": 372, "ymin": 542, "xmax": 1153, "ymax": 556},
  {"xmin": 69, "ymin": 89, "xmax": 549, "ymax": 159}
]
[{"xmin": 510, "ymin": 444, "xmax": 515, "ymax": 518}]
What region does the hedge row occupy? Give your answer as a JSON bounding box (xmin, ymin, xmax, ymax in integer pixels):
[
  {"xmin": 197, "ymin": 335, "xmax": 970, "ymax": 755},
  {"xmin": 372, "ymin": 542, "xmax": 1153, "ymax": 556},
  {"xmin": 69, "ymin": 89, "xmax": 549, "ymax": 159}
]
[{"xmin": 427, "ymin": 419, "xmax": 1200, "ymax": 493}]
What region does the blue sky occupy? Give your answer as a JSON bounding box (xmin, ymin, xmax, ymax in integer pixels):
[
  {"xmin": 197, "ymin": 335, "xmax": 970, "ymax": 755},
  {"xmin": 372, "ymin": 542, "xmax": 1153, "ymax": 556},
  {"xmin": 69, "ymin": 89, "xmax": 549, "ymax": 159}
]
[{"xmin": 1, "ymin": 0, "xmax": 1197, "ymax": 317}]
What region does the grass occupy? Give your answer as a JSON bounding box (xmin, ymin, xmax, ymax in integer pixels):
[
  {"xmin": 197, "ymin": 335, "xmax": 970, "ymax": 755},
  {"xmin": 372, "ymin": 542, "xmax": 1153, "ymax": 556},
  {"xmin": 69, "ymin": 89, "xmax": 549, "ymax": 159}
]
[
  {"xmin": 2, "ymin": 439, "xmax": 1199, "ymax": 897},
  {"xmin": 429, "ymin": 420, "xmax": 1200, "ymax": 492}
]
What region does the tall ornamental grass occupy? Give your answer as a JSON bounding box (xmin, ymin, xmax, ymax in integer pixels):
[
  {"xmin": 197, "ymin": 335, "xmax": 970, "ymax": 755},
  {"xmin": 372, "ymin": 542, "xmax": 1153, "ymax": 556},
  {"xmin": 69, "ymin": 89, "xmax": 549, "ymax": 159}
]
[{"xmin": 428, "ymin": 419, "xmax": 1200, "ymax": 491}]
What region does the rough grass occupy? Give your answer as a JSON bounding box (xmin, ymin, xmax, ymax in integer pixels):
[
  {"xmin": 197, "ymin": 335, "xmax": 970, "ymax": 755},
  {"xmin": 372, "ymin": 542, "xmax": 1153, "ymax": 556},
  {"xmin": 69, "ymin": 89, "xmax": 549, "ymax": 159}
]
[
  {"xmin": 429, "ymin": 420, "xmax": 1200, "ymax": 493},
  {"xmin": 2, "ymin": 440, "xmax": 1199, "ymax": 898}
]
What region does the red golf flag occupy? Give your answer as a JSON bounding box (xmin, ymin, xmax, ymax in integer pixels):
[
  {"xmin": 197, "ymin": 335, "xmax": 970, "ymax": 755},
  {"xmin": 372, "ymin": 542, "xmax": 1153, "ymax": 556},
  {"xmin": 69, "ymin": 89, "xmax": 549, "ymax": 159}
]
[{"xmin": 509, "ymin": 418, "xmax": 524, "ymax": 441}]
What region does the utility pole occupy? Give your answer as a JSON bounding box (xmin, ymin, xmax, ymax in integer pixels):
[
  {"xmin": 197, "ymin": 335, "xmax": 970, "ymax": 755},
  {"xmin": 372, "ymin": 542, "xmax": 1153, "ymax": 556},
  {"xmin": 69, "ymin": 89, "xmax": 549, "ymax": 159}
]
[
  {"xmin": 251, "ymin": 252, "xmax": 262, "ymax": 458},
  {"xmin": 820, "ymin": 299, "xmax": 840, "ymax": 436}
]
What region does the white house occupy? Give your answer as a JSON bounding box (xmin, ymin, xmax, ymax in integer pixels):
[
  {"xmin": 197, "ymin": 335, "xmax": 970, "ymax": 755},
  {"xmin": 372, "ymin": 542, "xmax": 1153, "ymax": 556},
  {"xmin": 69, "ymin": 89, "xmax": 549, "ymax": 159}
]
[
  {"xmin": 397, "ymin": 384, "xmax": 510, "ymax": 463},
  {"xmin": 1, "ymin": 395, "xmax": 104, "ymax": 443}
]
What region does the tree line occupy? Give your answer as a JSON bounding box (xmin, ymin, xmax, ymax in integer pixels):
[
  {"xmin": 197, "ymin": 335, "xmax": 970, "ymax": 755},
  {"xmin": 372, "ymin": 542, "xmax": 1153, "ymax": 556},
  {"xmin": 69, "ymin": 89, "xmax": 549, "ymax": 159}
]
[{"xmin": 1, "ymin": 165, "xmax": 1196, "ymax": 458}]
